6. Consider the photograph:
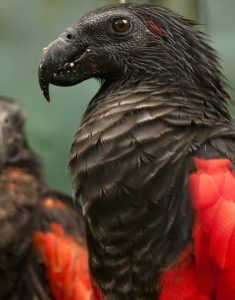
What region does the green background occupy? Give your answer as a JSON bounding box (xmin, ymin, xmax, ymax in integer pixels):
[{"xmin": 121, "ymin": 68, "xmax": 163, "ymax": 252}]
[{"xmin": 0, "ymin": 0, "xmax": 234, "ymax": 194}]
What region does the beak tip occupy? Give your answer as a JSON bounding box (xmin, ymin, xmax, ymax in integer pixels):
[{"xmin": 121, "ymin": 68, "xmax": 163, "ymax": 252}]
[
  {"xmin": 39, "ymin": 74, "xmax": 51, "ymax": 102},
  {"xmin": 38, "ymin": 59, "xmax": 52, "ymax": 102},
  {"xmin": 44, "ymin": 92, "xmax": 51, "ymax": 103},
  {"xmin": 39, "ymin": 83, "xmax": 51, "ymax": 102}
]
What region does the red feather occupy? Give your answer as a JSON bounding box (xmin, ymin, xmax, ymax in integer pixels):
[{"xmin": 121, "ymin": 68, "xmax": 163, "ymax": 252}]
[
  {"xmin": 159, "ymin": 157, "xmax": 235, "ymax": 299},
  {"xmin": 91, "ymin": 282, "xmax": 103, "ymax": 300},
  {"xmin": 38, "ymin": 157, "xmax": 235, "ymax": 300},
  {"xmin": 160, "ymin": 245, "xmax": 209, "ymax": 300},
  {"xmin": 189, "ymin": 157, "xmax": 235, "ymax": 299},
  {"xmin": 33, "ymin": 223, "xmax": 92, "ymax": 300}
]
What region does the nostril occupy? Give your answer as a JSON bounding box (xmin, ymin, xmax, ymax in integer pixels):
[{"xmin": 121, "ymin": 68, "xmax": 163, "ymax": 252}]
[
  {"xmin": 4, "ymin": 118, "xmax": 9, "ymax": 124},
  {"xmin": 66, "ymin": 33, "xmax": 74, "ymax": 40}
]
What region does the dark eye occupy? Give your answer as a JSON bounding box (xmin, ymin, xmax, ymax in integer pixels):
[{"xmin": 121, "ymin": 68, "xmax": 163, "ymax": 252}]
[
  {"xmin": 112, "ymin": 18, "xmax": 130, "ymax": 33},
  {"xmin": 12, "ymin": 114, "xmax": 24, "ymax": 128}
]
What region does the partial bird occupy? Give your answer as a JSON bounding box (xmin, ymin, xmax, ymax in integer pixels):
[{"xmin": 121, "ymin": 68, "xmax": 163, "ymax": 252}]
[
  {"xmin": 0, "ymin": 96, "xmax": 91, "ymax": 300},
  {"xmin": 39, "ymin": 3, "xmax": 235, "ymax": 300}
]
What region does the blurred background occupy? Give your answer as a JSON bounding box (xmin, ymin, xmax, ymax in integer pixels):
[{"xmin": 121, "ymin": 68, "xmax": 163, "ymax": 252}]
[{"xmin": 0, "ymin": 0, "xmax": 234, "ymax": 194}]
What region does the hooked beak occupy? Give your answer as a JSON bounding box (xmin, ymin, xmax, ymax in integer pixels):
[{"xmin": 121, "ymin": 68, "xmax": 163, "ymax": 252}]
[{"xmin": 38, "ymin": 34, "xmax": 88, "ymax": 102}]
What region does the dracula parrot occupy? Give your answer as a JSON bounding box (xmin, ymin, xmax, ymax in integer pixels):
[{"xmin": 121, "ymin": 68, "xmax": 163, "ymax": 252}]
[
  {"xmin": 0, "ymin": 96, "xmax": 92, "ymax": 300},
  {"xmin": 38, "ymin": 3, "xmax": 235, "ymax": 300}
]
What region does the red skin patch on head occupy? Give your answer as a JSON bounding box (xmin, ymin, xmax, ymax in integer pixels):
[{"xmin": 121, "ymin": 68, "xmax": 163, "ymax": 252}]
[{"xmin": 143, "ymin": 18, "xmax": 165, "ymax": 36}]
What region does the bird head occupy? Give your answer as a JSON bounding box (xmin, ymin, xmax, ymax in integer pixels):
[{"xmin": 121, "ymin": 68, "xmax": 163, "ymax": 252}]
[
  {"xmin": 0, "ymin": 97, "xmax": 27, "ymax": 167},
  {"xmin": 39, "ymin": 4, "xmax": 227, "ymax": 102},
  {"xmin": 0, "ymin": 97, "xmax": 41, "ymax": 175}
]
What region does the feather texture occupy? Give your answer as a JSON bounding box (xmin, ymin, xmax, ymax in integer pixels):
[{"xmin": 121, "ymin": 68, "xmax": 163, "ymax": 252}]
[
  {"xmin": 33, "ymin": 222, "xmax": 91, "ymax": 300},
  {"xmin": 0, "ymin": 97, "xmax": 91, "ymax": 299},
  {"xmin": 37, "ymin": 3, "xmax": 235, "ymax": 299},
  {"xmin": 189, "ymin": 157, "xmax": 235, "ymax": 299}
]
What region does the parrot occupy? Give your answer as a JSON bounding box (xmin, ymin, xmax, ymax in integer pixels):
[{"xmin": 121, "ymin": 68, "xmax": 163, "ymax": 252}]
[
  {"xmin": 38, "ymin": 3, "xmax": 235, "ymax": 300},
  {"xmin": 0, "ymin": 96, "xmax": 92, "ymax": 300}
]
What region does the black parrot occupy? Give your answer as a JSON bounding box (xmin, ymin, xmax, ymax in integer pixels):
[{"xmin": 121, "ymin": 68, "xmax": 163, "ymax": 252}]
[
  {"xmin": 0, "ymin": 96, "xmax": 91, "ymax": 300},
  {"xmin": 39, "ymin": 3, "xmax": 235, "ymax": 300}
]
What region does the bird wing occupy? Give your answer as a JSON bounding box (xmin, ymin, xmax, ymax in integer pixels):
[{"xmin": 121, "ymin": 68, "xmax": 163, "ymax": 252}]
[
  {"xmin": 32, "ymin": 191, "xmax": 93, "ymax": 300},
  {"xmin": 160, "ymin": 139, "xmax": 235, "ymax": 300},
  {"xmin": 159, "ymin": 244, "xmax": 209, "ymax": 300},
  {"xmin": 189, "ymin": 156, "xmax": 235, "ymax": 299}
]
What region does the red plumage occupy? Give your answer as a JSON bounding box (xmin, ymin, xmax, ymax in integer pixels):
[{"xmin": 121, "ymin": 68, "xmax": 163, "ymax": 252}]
[
  {"xmin": 159, "ymin": 245, "xmax": 208, "ymax": 300},
  {"xmin": 153, "ymin": 157, "xmax": 235, "ymax": 300},
  {"xmin": 189, "ymin": 158, "xmax": 235, "ymax": 299},
  {"xmin": 30, "ymin": 190, "xmax": 94, "ymax": 300},
  {"xmin": 82, "ymin": 158, "xmax": 231, "ymax": 299},
  {"xmin": 91, "ymin": 282, "xmax": 103, "ymax": 300},
  {"xmin": 33, "ymin": 222, "xmax": 91, "ymax": 300}
]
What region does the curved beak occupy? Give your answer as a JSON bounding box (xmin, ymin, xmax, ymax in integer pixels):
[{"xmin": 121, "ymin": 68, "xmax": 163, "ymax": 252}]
[{"xmin": 38, "ymin": 34, "xmax": 87, "ymax": 102}]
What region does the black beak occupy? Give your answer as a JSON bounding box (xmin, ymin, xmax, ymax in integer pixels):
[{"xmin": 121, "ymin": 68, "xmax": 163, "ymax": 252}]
[
  {"xmin": 38, "ymin": 42, "xmax": 56, "ymax": 102},
  {"xmin": 38, "ymin": 33, "xmax": 87, "ymax": 102}
]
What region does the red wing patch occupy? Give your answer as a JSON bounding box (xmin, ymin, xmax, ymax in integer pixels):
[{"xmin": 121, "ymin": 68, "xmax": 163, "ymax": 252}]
[
  {"xmin": 160, "ymin": 246, "xmax": 209, "ymax": 300},
  {"xmin": 91, "ymin": 282, "xmax": 103, "ymax": 300},
  {"xmin": 33, "ymin": 223, "xmax": 92, "ymax": 300},
  {"xmin": 189, "ymin": 157, "xmax": 235, "ymax": 299}
]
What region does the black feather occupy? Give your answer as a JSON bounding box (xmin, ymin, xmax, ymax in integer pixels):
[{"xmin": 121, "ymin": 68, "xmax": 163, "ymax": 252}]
[{"xmin": 39, "ymin": 3, "xmax": 235, "ymax": 299}]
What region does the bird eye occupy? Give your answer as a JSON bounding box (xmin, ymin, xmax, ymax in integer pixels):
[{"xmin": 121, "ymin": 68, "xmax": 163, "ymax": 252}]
[{"xmin": 112, "ymin": 18, "xmax": 130, "ymax": 33}]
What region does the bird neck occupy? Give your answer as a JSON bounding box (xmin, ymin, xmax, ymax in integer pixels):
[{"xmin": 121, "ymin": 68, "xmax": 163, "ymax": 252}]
[
  {"xmin": 77, "ymin": 80, "xmax": 199, "ymax": 299},
  {"xmin": 84, "ymin": 77, "xmax": 231, "ymax": 126},
  {"xmin": 4, "ymin": 147, "xmax": 42, "ymax": 180}
]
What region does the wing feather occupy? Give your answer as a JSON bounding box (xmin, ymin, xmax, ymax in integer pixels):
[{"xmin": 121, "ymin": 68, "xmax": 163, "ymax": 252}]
[
  {"xmin": 189, "ymin": 157, "xmax": 235, "ymax": 299},
  {"xmin": 32, "ymin": 191, "xmax": 93, "ymax": 300}
]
